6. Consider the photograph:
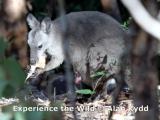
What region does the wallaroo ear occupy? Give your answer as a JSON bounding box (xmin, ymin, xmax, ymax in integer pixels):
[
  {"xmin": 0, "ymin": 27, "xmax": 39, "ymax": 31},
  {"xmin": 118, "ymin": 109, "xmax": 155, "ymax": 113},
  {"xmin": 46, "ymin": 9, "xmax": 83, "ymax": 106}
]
[
  {"xmin": 27, "ymin": 13, "xmax": 40, "ymax": 29},
  {"xmin": 41, "ymin": 17, "xmax": 52, "ymax": 33}
]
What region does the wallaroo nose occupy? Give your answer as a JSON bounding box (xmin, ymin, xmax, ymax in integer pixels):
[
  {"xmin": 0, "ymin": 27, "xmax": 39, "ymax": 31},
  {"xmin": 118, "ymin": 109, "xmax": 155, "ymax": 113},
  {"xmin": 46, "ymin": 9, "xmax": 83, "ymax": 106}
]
[{"xmin": 30, "ymin": 59, "xmax": 36, "ymax": 65}]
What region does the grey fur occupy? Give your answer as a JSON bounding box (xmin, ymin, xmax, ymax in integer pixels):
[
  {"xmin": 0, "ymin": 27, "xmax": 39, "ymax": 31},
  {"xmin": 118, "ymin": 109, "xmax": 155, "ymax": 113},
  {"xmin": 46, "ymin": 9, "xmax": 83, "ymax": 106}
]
[{"xmin": 27, "ymin": 11, "xmax": 130, "ymax": 85}]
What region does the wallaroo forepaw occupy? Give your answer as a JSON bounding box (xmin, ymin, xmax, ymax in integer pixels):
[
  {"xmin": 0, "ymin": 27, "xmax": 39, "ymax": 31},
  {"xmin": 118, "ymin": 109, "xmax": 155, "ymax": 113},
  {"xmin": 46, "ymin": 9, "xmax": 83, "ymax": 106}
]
[
  {"xmin": 26, "ymin": 11, "xmax": 131, "ymax": 88},
  {"xmin": 25, "ymin": 65, "xmax": 37, "ymax": 81},
  {"xmin": 25, "ymin": 55, "xmax": 46, "ymax": 82}
]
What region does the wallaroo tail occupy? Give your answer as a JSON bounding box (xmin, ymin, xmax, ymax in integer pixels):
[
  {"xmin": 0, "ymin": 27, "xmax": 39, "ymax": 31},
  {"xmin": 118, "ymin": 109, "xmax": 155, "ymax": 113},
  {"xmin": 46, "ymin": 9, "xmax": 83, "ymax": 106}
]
[{"xmin": 26, "ymin": 11, "xmax": 131, "ymax": 88}]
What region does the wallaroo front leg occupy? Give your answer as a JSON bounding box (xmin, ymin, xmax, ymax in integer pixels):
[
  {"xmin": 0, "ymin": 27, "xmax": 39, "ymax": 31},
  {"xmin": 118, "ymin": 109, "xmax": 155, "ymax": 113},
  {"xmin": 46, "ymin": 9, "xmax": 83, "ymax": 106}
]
[{"xmin": 44, "ymin": 56, "xmax": 64, "ymax": 72}]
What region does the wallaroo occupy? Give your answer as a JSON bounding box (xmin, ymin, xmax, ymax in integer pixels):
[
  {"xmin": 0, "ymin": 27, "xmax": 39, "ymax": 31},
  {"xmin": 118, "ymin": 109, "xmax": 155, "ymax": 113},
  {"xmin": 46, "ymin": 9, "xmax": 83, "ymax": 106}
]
[{"xmin": 26, "ymin": 11, "xmax": 131, "ymax": 90}]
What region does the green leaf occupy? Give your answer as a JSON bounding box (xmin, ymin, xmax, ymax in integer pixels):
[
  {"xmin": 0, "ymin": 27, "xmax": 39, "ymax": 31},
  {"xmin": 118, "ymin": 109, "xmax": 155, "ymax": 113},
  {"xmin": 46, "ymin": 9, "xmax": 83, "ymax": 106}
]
[
  {"xmin": 76, "ymin": 89, "xmax": 95, "ymax": 95},
  {"xmin": 14, "ymin": 112, "xmax": 26, "ymax": 120},
  {"xmin": 2, "ymin": 57, "xmax": 25, "ymax": 88},
  {"xmin": 0, "ymin": 37, "xmax": 8, "ymax": 57},
  {"xmin": 90, "ymin": 71, "xmax": 107, "ymax": 78},
  {"xmin": 0, "ymin": 113, "xmax": 12, "ymax": 120},
  {"xmin": 0, "ymin": 80, "xmax": 8, "ymax": 97},
  {"xmin": 26, "ymin": 112, "xmax": 43, "ymax": 120},
  {"xmin": 0, "ymin": 66, "xmax": 5, "ymax": 80},
  {"xmin": 2, "ymin": 84, "xmax": 15, "ymax": 97}
]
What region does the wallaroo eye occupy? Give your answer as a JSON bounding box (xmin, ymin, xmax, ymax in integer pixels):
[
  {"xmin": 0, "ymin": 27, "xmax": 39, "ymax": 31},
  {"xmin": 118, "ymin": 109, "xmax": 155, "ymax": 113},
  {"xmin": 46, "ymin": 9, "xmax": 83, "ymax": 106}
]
[{"xmin": 38, "ymin": 45, "xmax": 42, "ymax": 49}]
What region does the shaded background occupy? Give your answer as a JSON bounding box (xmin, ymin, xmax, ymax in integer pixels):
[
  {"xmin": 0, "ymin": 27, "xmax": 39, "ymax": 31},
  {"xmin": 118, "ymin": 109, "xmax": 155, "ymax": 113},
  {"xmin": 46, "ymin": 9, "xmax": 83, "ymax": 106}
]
[{"xmin": 0, "ymin": 0, "xmax": 159, "ymax": 120}]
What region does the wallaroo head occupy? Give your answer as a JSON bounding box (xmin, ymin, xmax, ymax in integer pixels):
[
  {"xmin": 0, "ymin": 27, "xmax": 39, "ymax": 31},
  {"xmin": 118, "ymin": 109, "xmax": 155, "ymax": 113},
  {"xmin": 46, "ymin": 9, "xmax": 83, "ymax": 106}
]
[{"xmin": 27, "ymin": 14, "xmax": 52, "ymax": 65}]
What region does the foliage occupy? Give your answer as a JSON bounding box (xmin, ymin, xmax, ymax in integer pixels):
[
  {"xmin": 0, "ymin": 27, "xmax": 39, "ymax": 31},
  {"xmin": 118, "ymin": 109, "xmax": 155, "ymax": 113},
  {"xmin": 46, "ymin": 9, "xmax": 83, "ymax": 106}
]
[
  {"xmin": 0, "ymin": 38, "xmax": 25, "ymax": 98},
  {"xmin": 76, "ymin": 89, "xmax": 95, "ymax": 95},
  {"xmin": 76, "ymin": 69, "xmax": 110, "ymax": 95},
  {"xmin": 90, "ymin": 70, "xmax": 108, "ymax": 78},
  {"xmin": 121, "ymin": 17, "xmax": 132, "ymax": 30}
]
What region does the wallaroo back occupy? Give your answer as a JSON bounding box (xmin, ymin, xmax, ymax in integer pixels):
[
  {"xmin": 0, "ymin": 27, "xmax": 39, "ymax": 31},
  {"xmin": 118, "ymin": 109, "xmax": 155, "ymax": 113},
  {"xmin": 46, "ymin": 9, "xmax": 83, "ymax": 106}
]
[{"xmin": 27, "ymin": 11, "xmax": 130, "ymax": 86}]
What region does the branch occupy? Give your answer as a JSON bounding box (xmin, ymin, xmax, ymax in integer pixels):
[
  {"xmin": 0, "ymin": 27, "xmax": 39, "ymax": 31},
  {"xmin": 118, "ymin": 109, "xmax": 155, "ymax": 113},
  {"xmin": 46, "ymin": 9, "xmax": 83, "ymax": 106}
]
[{"xmin": 121, "ymin": 0, "xmax": 160, "ymax": 40}]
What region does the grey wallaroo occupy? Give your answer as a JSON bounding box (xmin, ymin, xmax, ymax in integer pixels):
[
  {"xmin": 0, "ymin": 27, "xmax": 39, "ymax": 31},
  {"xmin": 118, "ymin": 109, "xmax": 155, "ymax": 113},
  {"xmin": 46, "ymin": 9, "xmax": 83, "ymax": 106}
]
[{"xmin": 26, "ymin": 11, "xmax": 131, "ymax": 89}]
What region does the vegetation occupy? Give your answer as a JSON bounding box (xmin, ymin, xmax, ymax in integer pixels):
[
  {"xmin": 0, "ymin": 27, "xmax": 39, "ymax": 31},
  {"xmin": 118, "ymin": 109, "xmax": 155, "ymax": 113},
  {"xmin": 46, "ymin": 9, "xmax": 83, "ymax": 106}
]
[
  {"xmin": 0, "ymin": 38, "xmax": 25, "ymax": 98},
  {"xmin": 1, "ymin": 0, "xmax": 159, "ymax": 120}
]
